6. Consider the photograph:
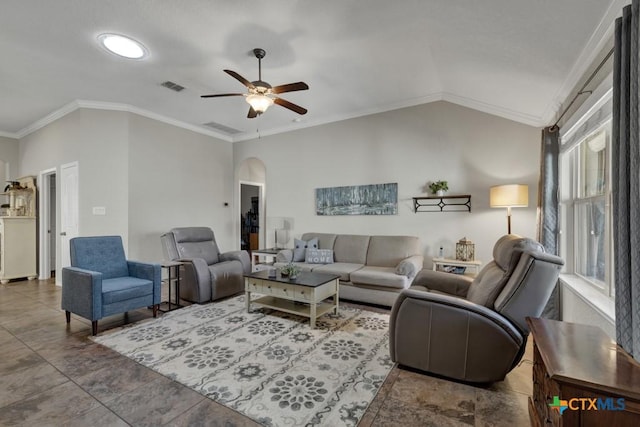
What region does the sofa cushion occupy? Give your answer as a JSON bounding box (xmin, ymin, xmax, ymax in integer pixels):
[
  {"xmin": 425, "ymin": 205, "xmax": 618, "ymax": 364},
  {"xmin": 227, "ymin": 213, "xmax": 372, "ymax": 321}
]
[
  {"xmin": 293, "ymin": 238, "xmax": 319, "ymax": 262},
  {"xmin": 313, "ymin": 263, "xmax": 364, "ymax": 281},
  {"xmin": 102, "ymin": 277, "xmax": 153, "ymax": 304},
  {"xmin": 306, "ymin": 249, "xmax": 334, "ymax": 264},
  {"xmin": 350, "ymin": 266, "xmax": 411, "ymax": 290},
  {"xmin": 366, "ymin": 235, "xmax": 421, "ymax": 267},
  {"xmin": 333, "ymin": 235, "xmax": 370, "ymax": 264}
]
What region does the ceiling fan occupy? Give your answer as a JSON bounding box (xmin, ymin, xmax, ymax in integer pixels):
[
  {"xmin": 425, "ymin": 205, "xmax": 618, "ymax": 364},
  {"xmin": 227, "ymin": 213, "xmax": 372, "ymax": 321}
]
[{"xmin": 201, "ymin": 48, "xmax": 309, "ymax": 118}]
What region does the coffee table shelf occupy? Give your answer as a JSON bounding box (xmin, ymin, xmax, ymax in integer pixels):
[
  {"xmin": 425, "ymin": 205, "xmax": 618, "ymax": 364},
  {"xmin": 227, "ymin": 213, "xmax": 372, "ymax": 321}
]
[{"xmin": 251, "ymin": 296, "xmax": 336, "ymax": 320}]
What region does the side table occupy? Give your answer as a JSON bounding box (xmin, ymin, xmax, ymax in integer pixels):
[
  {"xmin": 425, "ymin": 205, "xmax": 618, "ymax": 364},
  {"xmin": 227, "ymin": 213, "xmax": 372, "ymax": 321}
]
[
  {"xmin": 432, "ymin": 257, "xmax": 482, "ymax": 277},
  {"xmin": 251, "ymin": 248, "xmax": 280, "ymax": 272},
  {"xmin": 159, "ymin": 261, "xmax": 182, "ymax": 312}
]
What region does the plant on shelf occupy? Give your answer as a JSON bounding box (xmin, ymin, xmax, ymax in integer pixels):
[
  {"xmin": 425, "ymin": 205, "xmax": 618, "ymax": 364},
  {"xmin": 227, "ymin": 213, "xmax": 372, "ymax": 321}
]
[
  {"xmin": 429, "ymin": 180, "xmax": 449, "ymax": 196},
  {"xmin": 280, "ymin": 262, "xmax": 300, "ymax": 279}
]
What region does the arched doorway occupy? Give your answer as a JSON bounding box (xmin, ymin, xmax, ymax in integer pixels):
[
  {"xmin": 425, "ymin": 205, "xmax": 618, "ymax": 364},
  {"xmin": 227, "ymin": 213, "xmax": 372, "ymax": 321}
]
[{"xmin": 237, "ymin": 157, "xmax": 266, "ymax": 252}]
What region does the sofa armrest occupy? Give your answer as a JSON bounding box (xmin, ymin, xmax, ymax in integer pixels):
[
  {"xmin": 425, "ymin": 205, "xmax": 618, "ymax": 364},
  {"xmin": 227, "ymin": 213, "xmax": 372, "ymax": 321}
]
[
  {"xmin": 395, "ymin": 255, "xmax": 424, "ymax": 278},
  {"xmin": 220, "ymin": 250, "xmax": 251, "ymax": 274},
  {"xmin": 128, "ymin": 261, "xmax": 162, "ymax": 304},
  {"xmin": 61, "ymin": 266, "xmax": 103, "ymax": 321},
  {"xmin": 411, "ymin": 269, "xmax": 473, "ymax": 297},
  {"xmin": 276, "ymin": 249, "xmax": 293, "ymax": 263}
]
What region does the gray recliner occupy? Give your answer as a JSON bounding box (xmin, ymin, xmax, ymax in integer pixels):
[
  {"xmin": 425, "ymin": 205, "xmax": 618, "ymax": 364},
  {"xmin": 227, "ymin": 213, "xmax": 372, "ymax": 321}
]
[
  {"xmin": 161, "ymin": 227, "xmax": 251, "ymax": 303},
  {"xmin": 390, "ymin": 234, "xmax": 564, "ymax": 383}
]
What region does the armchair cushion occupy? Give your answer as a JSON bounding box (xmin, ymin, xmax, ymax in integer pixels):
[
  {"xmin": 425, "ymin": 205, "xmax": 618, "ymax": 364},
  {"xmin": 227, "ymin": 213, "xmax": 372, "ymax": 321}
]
[
  {"xmin": 466, "ymin": 234, "xmax": 544, "ymax": 308},
  {"xmin": 69, "ymin": 235, "xmax": 129, "ymax": 279},
  {"xmin": 171, "ymin": 227, "xmax": 220, "ymax": 265},
  {"xmin": 101, "ymin": 277, "xmax": 154, "ymax": 305}
]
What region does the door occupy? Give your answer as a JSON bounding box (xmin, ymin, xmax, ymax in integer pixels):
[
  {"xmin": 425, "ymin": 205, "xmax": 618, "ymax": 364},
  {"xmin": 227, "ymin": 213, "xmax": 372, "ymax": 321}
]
[
  {"xmin": 38, "ymin": 168, "xmax": 56, "ymax": 280},
  {"xmin": 59, "ymin": 162, "xmax": 79, "ymax": 285}
]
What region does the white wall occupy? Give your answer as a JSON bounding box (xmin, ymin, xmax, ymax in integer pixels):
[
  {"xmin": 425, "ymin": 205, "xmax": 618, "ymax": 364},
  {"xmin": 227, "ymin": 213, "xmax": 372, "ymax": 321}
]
[
  {"xmin": 127, "ymin": 113, "xmax": 234, "ymax": 262},
  {"xmin": 0, "ymin": 136, "xmax": 20, "ymax": 180},
  {"xmin": 233, "ymin": 101, "xmax": 541, "ymax": 265},
  {"xmin": 18, "ymin": 108, "xmax": 233, "ymax": 268},
  {"xmin": 19, "ymin": 109, "xmax": 130, "ymax": 275}
]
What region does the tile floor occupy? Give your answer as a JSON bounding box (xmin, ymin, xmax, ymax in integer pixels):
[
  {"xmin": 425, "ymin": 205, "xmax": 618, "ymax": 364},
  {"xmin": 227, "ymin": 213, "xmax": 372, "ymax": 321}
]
[{"xmin": 0, "ymin": 279, "xmax": 533, "ymax": 426}]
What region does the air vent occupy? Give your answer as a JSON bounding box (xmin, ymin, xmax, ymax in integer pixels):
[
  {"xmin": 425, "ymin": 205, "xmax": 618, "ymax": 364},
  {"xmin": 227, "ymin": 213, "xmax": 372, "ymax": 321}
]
[
  {"xmin": 160, "ymin": 81, "xmax": 185, "ymax": 92},
  {"xmin": 203, "ymin": 121, "xmax": 241, "ymax": 135}
]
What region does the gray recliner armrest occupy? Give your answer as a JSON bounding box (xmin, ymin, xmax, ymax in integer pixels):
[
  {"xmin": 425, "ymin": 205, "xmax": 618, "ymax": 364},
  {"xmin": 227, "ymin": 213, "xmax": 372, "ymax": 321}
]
[
  {"xmin": 177, "ymin": 257, "xmax": 212, "ymax": 302},
  {"xmin": 390, "ymin": 288, "xmax": 524, "ymax": 383},
  {"xmin": 220, "ymin": 250, "xmax": 251, "ymax": 274},
  {"xmin": 411, "ymin": 269, "xmax": 473, "ymax": 297}
]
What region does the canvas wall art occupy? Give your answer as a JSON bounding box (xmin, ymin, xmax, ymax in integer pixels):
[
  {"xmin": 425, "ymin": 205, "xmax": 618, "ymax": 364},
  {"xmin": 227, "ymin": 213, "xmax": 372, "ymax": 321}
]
[{"xmin": 315, "ymin": 182, "xmax": 398, "ymax": 215}]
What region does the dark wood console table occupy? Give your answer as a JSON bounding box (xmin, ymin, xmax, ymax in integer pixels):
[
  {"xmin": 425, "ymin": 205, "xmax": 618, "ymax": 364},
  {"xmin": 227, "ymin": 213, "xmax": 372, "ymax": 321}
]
[{"xmin": 527, "ymin": 317, "xmax": 640, "ymax": 426}]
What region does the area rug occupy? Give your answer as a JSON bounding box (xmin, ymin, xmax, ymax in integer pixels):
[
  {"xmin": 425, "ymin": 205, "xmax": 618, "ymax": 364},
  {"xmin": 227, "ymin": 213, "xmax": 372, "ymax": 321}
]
[{"xmin": 93, "ymin": 295, "xmax": 393, "ymax": 426}]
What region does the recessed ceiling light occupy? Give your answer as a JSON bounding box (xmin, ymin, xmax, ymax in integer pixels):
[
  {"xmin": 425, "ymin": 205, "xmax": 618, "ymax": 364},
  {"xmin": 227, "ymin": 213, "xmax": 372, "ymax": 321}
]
[{"xmin": 98, "ymin": 33, "xmax": 148, "ymax": 59}]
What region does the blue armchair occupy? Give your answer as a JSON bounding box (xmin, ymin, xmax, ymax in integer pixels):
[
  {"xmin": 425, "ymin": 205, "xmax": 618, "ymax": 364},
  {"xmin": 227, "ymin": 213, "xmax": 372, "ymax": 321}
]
[{"xmin": 61, "ymin": 236, "xmax": 161, "ymax": 335}]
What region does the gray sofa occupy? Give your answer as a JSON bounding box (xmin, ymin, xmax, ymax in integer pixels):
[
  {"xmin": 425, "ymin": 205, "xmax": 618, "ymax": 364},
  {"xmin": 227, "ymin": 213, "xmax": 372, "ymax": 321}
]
[{"xmin": 274, "ymin": 232, "xmax": 423, "ymax": 306}]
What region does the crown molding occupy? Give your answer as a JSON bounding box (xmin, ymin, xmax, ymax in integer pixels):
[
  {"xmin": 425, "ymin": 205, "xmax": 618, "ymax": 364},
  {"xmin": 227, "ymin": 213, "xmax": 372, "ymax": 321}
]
[
  {"xmin": 540, "ymin": 0, "xmax": 626, "ymax": 124},
  {"xmin": 441, "ymin": 92, "xmax": 546, "ymax": 127},
  {"xmin": 14, "ymin": 100, "xmax": 233, "ymax": 142}
]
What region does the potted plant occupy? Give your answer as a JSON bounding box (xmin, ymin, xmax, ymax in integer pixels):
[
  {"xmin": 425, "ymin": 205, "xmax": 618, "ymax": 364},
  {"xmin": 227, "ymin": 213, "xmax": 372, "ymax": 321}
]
[
  {"xmin": 429, "ymin": 180, "xmax": 449, "ymax": 197},
  {"xmin": 280, "ymin": 262, "xmax": 300, "ymax": 280}
]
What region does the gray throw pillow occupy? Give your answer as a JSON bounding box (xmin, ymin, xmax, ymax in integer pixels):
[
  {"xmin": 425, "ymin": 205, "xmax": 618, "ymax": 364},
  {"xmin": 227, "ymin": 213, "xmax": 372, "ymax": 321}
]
[
  {"xmin": 306, "ymin": 249, "xmax": 334, "ymax": 264},
  {"xmin": 293, "ymin": 238, "xmax": 319, "ymax": 262}
]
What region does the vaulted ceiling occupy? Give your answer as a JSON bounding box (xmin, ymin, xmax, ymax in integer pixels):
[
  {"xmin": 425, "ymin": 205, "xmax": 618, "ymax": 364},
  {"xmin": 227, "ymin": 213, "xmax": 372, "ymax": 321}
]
[{"xmin": 0, "ymin": 0, "xmax": 623, "ymax": 141}]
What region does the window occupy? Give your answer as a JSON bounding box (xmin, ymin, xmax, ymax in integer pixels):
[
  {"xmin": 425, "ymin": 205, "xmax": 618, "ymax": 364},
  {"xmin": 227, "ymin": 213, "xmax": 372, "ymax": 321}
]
[{"xmin": 560, "ymin": 120, "xmax": 613, "ymax": 297}]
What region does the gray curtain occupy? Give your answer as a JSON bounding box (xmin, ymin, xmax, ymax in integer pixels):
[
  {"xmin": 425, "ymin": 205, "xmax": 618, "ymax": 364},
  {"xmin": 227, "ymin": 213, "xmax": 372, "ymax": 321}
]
[
  {"xmin": 613, "ymin": 1, "xmax": 640, "ymax": 361},
  {"xmin": 537, "ymin": 126, "xmax": 560, "ymax": 319}
]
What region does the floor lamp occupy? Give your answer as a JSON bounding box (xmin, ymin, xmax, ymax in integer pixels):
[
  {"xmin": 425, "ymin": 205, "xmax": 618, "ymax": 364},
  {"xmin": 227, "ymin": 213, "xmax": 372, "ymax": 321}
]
[{"xmin": 490, "ymin": 184, "xmax": 529, "ymax": 234}]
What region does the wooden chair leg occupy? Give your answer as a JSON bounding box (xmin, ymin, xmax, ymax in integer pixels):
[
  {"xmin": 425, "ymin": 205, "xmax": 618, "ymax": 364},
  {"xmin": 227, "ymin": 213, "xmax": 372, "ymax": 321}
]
[
  {"xmin": 65, "ymin": 311, "xmax": 71, "ymax": 323},
  {"xmin": 92, "ymin": 321, "xmax": 98, "ymax": 336},
  {"xmin": 153, "ymin": 304, "xmax": 158, "ymax": 318}
]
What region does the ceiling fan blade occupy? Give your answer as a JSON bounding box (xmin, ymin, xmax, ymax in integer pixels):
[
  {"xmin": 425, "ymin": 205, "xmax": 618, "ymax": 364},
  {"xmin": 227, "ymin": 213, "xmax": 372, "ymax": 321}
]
[
  {"xmin": 224, "ymin": 69, "xmax": 255, "ymax": 89},
  {"xmin": 271, "ymin": 81, "xmax": 309, "ymax": 94},
  {"xmin": 247, "ymin": 107, "xmax": 258, "ymax": 119},
  {"xmin": 200, "ymin": 93, "xmax": 244, "ymax": 98},
  {"xmin": 274, "ymin": 97, "xmax": 308, "ymax": 115}
]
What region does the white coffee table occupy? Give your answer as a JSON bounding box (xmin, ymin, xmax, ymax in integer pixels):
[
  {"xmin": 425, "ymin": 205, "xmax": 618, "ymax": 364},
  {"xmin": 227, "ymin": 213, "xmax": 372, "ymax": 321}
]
[{"xmin": 244, "ymin": 270, "xmax": 340, "ymax": 328}]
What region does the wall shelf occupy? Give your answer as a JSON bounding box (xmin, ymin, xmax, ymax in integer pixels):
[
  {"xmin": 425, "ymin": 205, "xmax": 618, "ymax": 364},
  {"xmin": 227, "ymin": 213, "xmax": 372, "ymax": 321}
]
[{"xmin": 413, "ymin": 195, "xmax": 471, "ymax": 212}]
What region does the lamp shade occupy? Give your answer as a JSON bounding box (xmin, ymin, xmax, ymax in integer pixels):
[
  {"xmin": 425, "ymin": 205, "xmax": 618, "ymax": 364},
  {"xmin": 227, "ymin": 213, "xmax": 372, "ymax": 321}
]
[
  {"xmin": 246, "ymin": 94, "xmax": 274, "ymax": 113},
  {"xmin": 489, "ymin": 184, "xmax": 529, "ymax": 208}
]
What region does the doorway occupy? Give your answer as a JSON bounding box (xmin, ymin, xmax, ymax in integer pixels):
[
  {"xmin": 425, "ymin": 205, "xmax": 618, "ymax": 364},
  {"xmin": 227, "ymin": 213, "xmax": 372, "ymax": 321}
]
[
  {"xmin": 38, "ymin": 168, "xmax": 56, "ymax": 280},
  {"xmin": 240, "ymin": 183, "xmax": 262, "ymax": 251}
]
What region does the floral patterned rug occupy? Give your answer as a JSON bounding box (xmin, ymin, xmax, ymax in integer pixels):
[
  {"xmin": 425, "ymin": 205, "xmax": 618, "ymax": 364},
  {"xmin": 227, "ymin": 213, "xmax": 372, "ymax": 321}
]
[{"xmin": 93, "ymin": 295, "xmax": 393, "ymax": 426}]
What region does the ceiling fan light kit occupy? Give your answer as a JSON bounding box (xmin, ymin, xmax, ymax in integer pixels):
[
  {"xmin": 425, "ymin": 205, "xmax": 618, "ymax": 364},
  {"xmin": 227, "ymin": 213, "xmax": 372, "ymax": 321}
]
[{"xmin": 201, "ymin": 48, "xmax": 308, "ymax": 118}]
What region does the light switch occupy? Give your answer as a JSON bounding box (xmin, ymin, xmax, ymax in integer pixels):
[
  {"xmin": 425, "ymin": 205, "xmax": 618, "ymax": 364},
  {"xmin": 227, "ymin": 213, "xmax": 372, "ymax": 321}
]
[{"xmin": 92, "ymin": 206, "xmax": 106, "ymax": 215}]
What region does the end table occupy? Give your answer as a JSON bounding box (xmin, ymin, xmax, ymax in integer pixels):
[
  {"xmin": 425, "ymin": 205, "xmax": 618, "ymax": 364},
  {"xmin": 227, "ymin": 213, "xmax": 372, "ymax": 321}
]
[{"xmin": 159, "ymin": 261, "xmax": 182, "ymax": 312}]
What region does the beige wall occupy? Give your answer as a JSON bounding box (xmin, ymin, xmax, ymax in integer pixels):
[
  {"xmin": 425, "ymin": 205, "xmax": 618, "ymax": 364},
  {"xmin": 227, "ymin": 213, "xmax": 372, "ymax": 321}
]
[
  {"xmin": 127, "ymin": 113, "xmax": 234, "ymax": 262},
  {"xmin": 0, "ymin": 136, "xmax": 20, "ymax": 180},
  {"xmin": 233, "ymin": 101, "xmax": 542, "ymax": 265},
  {"xmin": 18, "ymin": 108, "xmax": 232, "ymax": 268}
]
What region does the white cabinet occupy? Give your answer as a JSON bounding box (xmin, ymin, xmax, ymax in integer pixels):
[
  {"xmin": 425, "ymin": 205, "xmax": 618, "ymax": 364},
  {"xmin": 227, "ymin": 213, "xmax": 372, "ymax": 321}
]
[
  {"xmin": 0, "ymin": 176, "xmax": 37, "ymax": 284},
  {"xmin": 0, "ymin": 217, "xmax": 37, "ymax": 283}
]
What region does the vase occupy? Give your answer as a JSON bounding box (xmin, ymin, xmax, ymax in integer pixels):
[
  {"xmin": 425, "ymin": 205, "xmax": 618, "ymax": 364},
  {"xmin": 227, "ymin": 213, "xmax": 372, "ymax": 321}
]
[{"xmin": 436, "ymin": 190, "xmax": 445, "ymax": 197}]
